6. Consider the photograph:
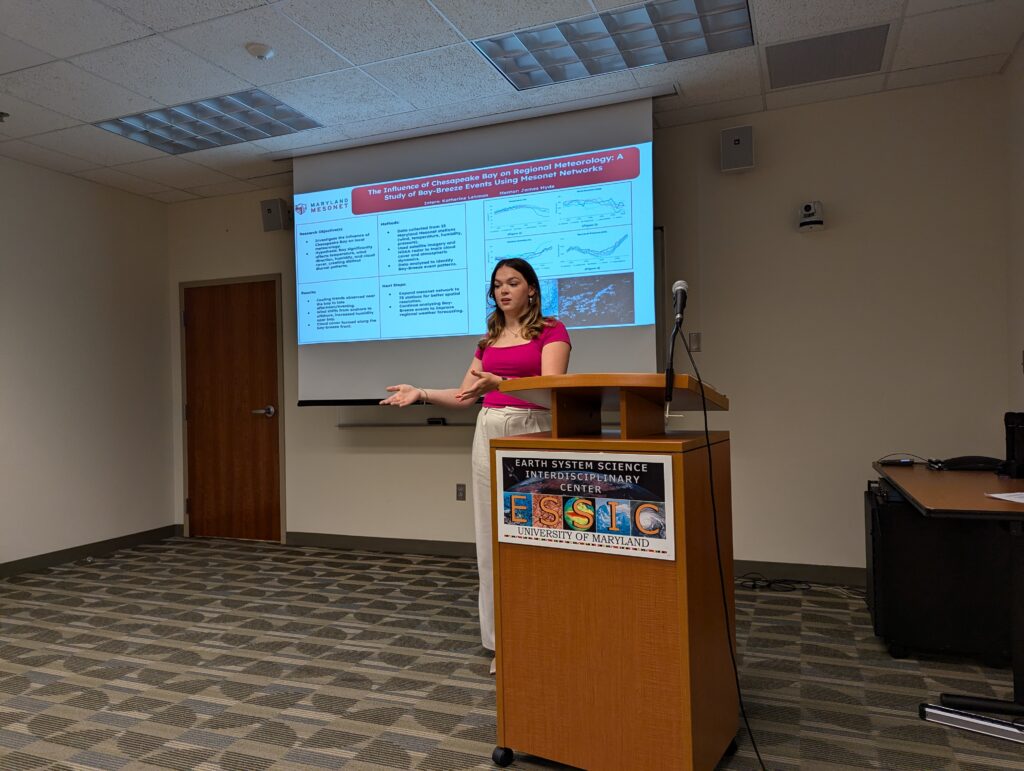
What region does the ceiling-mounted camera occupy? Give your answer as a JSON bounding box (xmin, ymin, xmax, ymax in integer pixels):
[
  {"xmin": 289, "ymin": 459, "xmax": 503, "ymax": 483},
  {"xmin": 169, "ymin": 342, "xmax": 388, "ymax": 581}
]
[{"xmin": 798, "ymin": 201, "xmax": 824, "ymax": 231}]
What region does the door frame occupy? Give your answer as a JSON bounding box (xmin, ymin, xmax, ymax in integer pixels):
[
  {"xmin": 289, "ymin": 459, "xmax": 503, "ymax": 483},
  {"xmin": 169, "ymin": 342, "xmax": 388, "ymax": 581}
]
[{"xmin": 179, "ymin": 273, "xmax": 287, "ymax": 542}]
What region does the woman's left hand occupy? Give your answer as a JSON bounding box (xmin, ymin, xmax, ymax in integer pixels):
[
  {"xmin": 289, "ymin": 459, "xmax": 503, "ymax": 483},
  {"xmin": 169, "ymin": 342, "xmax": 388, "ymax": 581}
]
[{"xmin": 455, "ymin": 369, "xmax": 501, "ymax": 402}]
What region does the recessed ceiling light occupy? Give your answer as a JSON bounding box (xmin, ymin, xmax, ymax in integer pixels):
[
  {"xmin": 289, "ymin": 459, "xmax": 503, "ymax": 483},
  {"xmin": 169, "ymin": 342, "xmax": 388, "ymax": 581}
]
[
  {"xmin": 94, "ymin": 89, "xmax": 321, "ymax": 154},
  {"xmin": 245, "ymin": 42, "xmax": 276, "ymax": 61},
  {"xmin": 475, "ymin": 0, "xmax": 753, "ymax": 90}
]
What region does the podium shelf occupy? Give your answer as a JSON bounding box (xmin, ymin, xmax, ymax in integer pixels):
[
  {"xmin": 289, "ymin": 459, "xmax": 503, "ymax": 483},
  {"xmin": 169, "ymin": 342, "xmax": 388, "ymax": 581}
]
[{"xmin": 501, "ymin": 373, "xmax": 728, "ymax": 440}]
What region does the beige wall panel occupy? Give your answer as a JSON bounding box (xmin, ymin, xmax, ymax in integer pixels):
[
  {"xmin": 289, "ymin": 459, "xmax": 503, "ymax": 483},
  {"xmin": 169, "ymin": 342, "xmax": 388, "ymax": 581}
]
[
  {"xmin": 655, "ymin": 76, "xmax": 1009, "ymax": 567},
  {"xmin": 0, "ymin": 157, "xmax": 172, "ymax": 562}
]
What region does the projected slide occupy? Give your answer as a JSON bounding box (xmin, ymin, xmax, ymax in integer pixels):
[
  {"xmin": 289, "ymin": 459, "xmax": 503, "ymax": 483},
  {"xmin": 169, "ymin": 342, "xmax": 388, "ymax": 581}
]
[{"xmin": 294, "ymin": 144, "xmax": 653, "ymax": 345}]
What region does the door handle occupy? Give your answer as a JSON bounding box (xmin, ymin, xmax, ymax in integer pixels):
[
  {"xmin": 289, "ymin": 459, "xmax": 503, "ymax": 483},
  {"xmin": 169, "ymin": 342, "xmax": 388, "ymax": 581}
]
[{"xmin": 252, "ymin": 405, "xmax": 276, "ymax": 418}]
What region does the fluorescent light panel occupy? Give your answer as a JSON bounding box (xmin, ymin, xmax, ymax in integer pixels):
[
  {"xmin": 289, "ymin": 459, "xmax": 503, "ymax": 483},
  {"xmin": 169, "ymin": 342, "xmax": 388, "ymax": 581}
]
[
  {"xmin": 95, "ymin": 89, "xmax": 321, "ymax": 155},
  {"xmin": 475, "ymin": 0, "xmax": 753, "ymax": 90}
]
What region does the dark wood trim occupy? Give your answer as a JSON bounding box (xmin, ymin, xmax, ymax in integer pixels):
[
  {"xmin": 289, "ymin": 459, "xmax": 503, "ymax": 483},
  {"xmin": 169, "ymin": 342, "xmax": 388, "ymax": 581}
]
[
  {"xmin": 0, "ymin": 526, "xmax": 183, "ymax": 578},
  {"xmin": 286, "ymin": 531, "xmax": 476, "ymax": 558}
]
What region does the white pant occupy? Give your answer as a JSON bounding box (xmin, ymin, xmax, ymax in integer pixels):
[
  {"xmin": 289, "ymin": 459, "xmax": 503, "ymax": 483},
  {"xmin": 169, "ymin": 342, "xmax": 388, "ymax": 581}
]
[{"xmin": 471, "ymin": 406, "xmax": 551, "ymax": 650}]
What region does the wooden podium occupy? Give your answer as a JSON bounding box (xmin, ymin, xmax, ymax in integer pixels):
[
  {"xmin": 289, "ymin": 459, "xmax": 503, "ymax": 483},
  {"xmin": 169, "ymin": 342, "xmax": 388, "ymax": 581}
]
[{"xmin": 489, "ymin": 374, "xmax": 738, "ymax": 770}]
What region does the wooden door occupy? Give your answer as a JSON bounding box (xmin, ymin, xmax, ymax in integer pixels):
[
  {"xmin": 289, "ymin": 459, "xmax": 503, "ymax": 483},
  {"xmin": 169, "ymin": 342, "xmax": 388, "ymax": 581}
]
[{"xmin": 183, "ymin": 279, "xmax": 281, "ymax": 541}]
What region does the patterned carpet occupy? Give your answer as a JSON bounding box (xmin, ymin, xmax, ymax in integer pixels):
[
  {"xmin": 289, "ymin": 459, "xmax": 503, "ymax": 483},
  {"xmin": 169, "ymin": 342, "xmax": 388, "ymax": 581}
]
[{"xmin": 0, "ymin": 537, "xmax": 1020, "ymax": 771}]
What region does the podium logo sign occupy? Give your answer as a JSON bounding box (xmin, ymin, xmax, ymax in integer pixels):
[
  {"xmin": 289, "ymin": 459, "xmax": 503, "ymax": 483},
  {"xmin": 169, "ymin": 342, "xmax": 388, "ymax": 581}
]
[{"xmin": 495, "ymin": 450, "xmax": 674, "ymax": 560}]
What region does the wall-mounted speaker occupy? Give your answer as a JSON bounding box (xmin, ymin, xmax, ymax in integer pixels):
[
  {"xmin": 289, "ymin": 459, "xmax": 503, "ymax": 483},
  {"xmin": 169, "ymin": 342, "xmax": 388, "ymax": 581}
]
[
  {"xmin": 720, "ymin": 125, "xmax": 754, "ymax": 173},
  {"xmin": 260, "ymin": 198, "xmax": 293, "ymax": 231}
]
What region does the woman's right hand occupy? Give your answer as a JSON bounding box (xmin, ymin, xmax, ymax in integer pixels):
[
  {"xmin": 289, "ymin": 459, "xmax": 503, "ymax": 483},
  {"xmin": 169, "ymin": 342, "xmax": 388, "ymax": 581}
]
[{"xmin": 380, "ymin": 384, "xmax": 421, "ymax": 407}]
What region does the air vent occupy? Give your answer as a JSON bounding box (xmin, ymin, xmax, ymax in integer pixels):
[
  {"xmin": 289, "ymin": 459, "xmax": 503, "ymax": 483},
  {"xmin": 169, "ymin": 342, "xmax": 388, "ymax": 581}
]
[
  {"xmin": 476, "ymin": 0, "xmax": 754, "ymax": 90},
  {"xmin": 94, "ymin": 89, "xmax": 321, "ymax": 155},
  {"xmin": 766, "ymin": 25, "xmax": 889, "ymax": 90}
]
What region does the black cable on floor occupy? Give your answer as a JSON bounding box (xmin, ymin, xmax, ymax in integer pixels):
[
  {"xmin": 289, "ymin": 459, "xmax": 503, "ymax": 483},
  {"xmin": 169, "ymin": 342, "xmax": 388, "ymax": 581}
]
[
  {"xmin": 736, "ymin": 572, "xmax": 867, "ymax": 600},
  {"xmin": 677, "ymin": 327, "xmax": 769, "ymax": 771},
  {"xmin": 738, "ymin": 572, "xmax": 810, "ymax": 592}
]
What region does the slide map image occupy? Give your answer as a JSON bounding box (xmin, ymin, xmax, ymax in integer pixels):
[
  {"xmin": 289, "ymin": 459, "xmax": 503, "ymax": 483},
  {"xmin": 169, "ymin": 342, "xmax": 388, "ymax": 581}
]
[{"xmin": 294, "ymin": 145, "xmax": 653, "ymax": 345}]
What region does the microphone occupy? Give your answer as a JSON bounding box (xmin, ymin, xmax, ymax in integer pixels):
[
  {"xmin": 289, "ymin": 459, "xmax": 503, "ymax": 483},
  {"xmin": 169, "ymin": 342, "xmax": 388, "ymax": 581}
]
[
  {"xmin": 672, "ymin": 279, "xmax": 688, "ymax": 323},
  {"xmin": 666, "ymin": 279, "xmax": 689, "ymax": 402}
]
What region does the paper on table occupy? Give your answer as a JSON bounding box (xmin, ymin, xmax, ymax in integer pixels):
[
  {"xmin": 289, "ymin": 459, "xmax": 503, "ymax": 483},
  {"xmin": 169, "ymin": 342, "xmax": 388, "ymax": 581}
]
[{"xmin": 984, "ymin": 492, "xmax": 1024, "ymax": 503}]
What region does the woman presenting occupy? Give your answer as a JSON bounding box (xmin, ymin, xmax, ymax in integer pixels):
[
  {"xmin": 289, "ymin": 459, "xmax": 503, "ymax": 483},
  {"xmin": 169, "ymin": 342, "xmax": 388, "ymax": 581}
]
[{"xmin": 380, "ymin": 258, "xmax": 571, "ymax": 671}]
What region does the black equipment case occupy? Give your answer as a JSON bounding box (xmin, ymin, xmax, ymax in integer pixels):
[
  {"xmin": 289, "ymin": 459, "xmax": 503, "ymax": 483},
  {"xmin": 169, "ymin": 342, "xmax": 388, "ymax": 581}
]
[{"xmin": 864, "ymin": 478, "xmax": 1011, "ymax": 664}]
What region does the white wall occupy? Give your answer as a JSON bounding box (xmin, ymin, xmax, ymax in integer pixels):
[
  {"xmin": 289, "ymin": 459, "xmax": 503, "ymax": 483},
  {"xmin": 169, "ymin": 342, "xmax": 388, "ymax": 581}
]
[
  {"xmin": 0, "ymin": 72, "xmax": 1011, "ymax": 570},
  {"xmin": 165, "ymin": 74, "xmax": 1013, "ymax": 569},
  {"xmin": 0, "ymin": 157, "xmax": 173, "ymax": 563},
  {"xmin": 1007, "ymin": 48, "xmax": 1024, "ymax": 408},
  {"xmin": 165, "ymin": 193, "xmax": 478, "ymax": 543},
  {"xmin": 656, "ymin": 76, "xmax": 1010, "ymax": 567}
]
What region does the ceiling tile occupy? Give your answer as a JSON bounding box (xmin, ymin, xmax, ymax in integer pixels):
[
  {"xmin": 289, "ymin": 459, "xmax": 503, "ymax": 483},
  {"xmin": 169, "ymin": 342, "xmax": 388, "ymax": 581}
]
[
  {"xmin": 653, "ymin": 93, "xmax": 684, "ymax": 113},
  {"xmin": 186, "ymin": 142, "xmax": 292, "ymax": 179},
  {"xmin": 340, "ymin": 94, "xmax": 555, "ymax": 139},
  {"xmin": 0, "ymin": 138, "xmax": 98, "ymax": 173},
  {"xmin": 655, "ymin": 94, "xmax": 763, "ymax": 128},
  {"xmin": 276, "ymin": 0, "xmax": 460, "ymax": 64},
  {"xmin": 251, "ymin": 124, "xmax": 353, "ymax": 152},
  {"xmin": 906, "ymin": 0, "xmax": 991, "ymax": 15},
  {"xmin": 509, "ymin": 68, "xmax": 643, "ymax": 107},
  {"xmin": 362, "ymin": 44, "xmax": 514, "ymax": 110},
  {"xmin": 893, "ymin": 0, "xmax": 1024, "ymax": 69},
  {"xmin": 165, "ymin": 5, "xmax": 350, "ymax": 86},
  {"xmin": 0, "ymin": 0, "xmax": 151, "ymax": 57},
  {"xmin": 0, "ymin": 61, "xmax": 159, "ymax": 122},
  {"xmin": 72, "ymin": 36, "xmax": 250, "ymax": 106},
  {"xmin": 263, "ymin": 68, "xmax": 414, "ymax": 125},
  {"xmin": 150, "ymin": 189, "xmax": 200, "ymax": 202},
  {"xmin": 186, "ymin": 179, "xmax": 258, "ymax": 197},
  {"xmin": 431, "ymin": 0, "xmax": 593, "ymax": 39},
  {"xmin": 75, "ymin": 167, "xmax": 172, "ymax": 195},
  {"xmin": 26, "ymin": 124, "xmax": 165, "ymax": 165},
  {"xmin": 247, "ymin": 170, "xmax": 293, "ymax": 189},
  {"xmin": 886, "ymin": 53, "xmax": 1006, "ymax": 89},
  {"xmin": 0, "ymin": 31, "xmax": 53, "ymax": 75},
  {"xmin": 766, "ymin": 73, "xmax": 884, "ymax": 109},
  {"xmin": 750, "ymin": 0, "xmax": 903, "ymax": 44},
  {"xmin": 0, "ymin": 94, "xmax": 80, "ymax": 138},
  {"xmin": 113, "ymin": 156, "xmax": 238, "ymax": 187},
  {"xmin": 632, "ymin": 46, "xmax": 761, "ymax": 105},
  {"xmin": 344, "ymin": 110, "xmax": 444, "ymax": 139},
  {"xmin": 337, "ymin": 97, "xmax": 530, "ymax": 142},
  {"xmin": 101, "ymin": 0, "xmax": 266, "ymax": 33},
  {"xmin": 289, "ymin": 86, "xmax": 653, "ymax": 152}
]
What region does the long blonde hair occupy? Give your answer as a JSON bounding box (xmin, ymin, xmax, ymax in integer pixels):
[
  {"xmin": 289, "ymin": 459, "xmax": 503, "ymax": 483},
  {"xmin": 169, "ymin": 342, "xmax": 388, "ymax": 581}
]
[{"xmin": 478, "ymin": 258, "xmax": 549, "ymax": 350}]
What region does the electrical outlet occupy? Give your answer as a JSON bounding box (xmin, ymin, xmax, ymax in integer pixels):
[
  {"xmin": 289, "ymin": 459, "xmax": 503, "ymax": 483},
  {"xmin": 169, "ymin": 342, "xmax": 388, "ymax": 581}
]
[
  {"xmin": 456, "ymin": 483, "xmax": 466, "ymax": 501},
  {"xmin": 688, "ymin": 332, "xmax": 702, "ymax": 352}
]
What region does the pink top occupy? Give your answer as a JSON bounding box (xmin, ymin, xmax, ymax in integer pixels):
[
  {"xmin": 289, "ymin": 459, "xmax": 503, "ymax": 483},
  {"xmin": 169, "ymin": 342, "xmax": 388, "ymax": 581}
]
[{"xmin": 474, "ymin": 320, "xmax": 571, "ymax": 408}]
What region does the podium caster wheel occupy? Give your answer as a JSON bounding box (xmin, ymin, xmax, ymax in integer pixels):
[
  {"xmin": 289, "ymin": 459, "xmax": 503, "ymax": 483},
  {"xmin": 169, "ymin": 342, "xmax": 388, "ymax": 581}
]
[
  {"xmin": 723, "ymin": 738, "xmax": 738, "ymax": 757},
  {"xmin": 888, "ymin": 643, "xmax": 910, "ymax": 659},
  {"xmin": 492, "ymin": 746, "xmax": 514, "ymax": 767}
]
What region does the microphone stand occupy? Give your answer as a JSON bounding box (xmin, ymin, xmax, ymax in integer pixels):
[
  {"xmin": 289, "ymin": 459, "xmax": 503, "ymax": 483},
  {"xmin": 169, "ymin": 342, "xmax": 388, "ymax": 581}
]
[{"xmin": 664, "ymin": 314, "xmax": 683, "ymax": 403}]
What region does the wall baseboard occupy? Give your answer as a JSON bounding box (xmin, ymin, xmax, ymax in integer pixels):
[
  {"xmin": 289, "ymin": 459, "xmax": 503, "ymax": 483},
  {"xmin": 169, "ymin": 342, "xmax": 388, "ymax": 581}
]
[
  {"xmin": 287, "ymin": 532, "xmax": 476, "ymax": 558},
  {"xmin": 0, "ymin": 525, "xmax": 183, "ymax": 579},
  {"xmin": 735, "ymin": 559, "xmax": 865, "ymax": 588},
  {"xmin": 287, "ymin": 533, "xmax": 865, "ymax": 586}
]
